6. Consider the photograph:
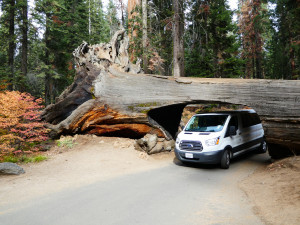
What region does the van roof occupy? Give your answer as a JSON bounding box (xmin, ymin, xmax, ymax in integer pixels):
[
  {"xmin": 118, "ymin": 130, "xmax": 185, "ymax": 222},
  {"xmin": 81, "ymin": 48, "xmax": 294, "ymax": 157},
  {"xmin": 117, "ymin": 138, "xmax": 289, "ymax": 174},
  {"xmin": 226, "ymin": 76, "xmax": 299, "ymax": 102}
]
[{"xmin": 194, "ymin": 109, "xmax": 256, "ymax": 116}]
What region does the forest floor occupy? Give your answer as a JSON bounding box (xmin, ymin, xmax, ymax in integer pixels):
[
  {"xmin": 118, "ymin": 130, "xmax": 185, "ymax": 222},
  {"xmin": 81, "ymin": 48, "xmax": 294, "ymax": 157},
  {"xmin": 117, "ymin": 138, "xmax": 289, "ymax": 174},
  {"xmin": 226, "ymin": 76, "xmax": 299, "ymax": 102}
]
[
  {"xmin": 240, "ymin": 155, "xmax": 300, "ymax": 225},
  {"xmin": 0, "ymin": 135, "xmax": 299, "ymax": 225}
]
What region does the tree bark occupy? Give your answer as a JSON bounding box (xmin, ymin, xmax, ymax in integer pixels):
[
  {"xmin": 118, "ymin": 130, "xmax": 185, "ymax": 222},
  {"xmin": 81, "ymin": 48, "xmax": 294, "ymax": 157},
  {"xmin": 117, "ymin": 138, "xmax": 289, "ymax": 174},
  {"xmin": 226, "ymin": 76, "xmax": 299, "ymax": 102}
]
[
  {"xmin": 119, "ymin": 0, "xmax": 125, "ymax": 27},
  {"xmin": 127, "ymin": 0, "xmax": 141, "ymax": 62},
  {"xmin": 43, "ymin": 30, "xmax": 300, "ymax": 157},
  {"xmin": 173, "ymin": 0, "xmax": 184, "ymax": 77},
  {"xmin": 253, "ymin": 0, "xmax": 262, "ymax": 79},
  {"xmin": 45, "ymin": 12, "xmax": 52, "ymax": 105},
  {"xmin": 142, "ymin": 0, "xmax": 148, "ymax": 73},
  {"xmin": 8, "ymin": 0, "xmax": 15, "ymax": 90},
  {"xmin": 21, "ymin": 0, "xmax": 28, "ymax": 81}
]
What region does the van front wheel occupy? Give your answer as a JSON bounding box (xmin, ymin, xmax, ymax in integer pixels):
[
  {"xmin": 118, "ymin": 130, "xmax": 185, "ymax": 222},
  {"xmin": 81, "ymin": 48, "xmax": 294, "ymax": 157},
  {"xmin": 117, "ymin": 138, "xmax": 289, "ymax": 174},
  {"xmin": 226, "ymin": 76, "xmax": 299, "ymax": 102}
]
[
  {"xmin": 258, "ymin": 140, "xmax": 268, "ymax": 154},
  {"xmin": 220, "ymin": 149, "xmax": 230, "ymax": 169}
]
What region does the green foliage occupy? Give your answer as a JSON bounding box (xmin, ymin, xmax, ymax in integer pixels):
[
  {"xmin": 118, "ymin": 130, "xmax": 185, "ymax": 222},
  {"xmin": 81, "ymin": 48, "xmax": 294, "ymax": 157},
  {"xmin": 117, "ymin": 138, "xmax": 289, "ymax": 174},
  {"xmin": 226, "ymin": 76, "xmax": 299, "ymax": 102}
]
[
  {"xmin": 23, "ymin": 155, "xmax": 48, "ymax": 163},
  {"xmin": 238, "ymin": 0, "xmax": 266, "ymax": 78},
  {"xmin": 128, "ymin": 5, "xmax": 143, "ymax": 63},
  {"xmin": 266, "ymin": 0, "xmax": 300, "ymax": 79},
  {"xmin": 89, "ymin": 0, "xmax": 110, "ymax": 44},
  {"xmin": 107, "ymin": 0, "xmax": 120, "ymax": 39},
  {"xmin": 185, "ymin": 0, "xmax": 243, "ymax": 78},
  {"xmin": 0, "ymin": 0, "xmax": 299, "ymax": 106},
  {"xmin": 56, "ymin": 136, "xmax": 77, "ymax": 148},
  {"xmin": 2, "ymin": 155, "xmax": 19, "ymax": 163},
  {"xmin": 1, "ymin": 154, "xmax": 48, "ymax": 163},
  {"xmin": 146, "ymin": 0, "xmax": 173, "ymax": 75},
  {"xmin": 0, "ymin": 0, "xmax": 112, "ymax": 103},
  {"xmin": 127, "ymin": 102, "xmax": 160, "ymax": 113}
]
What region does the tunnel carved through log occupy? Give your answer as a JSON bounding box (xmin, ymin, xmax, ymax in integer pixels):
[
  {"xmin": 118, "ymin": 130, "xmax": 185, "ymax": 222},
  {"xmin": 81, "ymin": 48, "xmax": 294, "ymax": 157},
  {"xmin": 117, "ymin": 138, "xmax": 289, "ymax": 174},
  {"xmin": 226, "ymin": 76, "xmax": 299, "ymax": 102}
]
[{"xmin": 42, "ymin": 29, "xmax": 300, "ymax": 157}]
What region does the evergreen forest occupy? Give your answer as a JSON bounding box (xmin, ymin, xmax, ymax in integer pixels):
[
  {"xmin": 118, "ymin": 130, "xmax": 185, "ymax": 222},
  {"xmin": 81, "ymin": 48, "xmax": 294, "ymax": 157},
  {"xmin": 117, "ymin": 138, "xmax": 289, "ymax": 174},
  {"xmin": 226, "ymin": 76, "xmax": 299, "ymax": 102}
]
[{"xmin": 0, "ymin": 0, "xmax": 299, "ymax": 104}]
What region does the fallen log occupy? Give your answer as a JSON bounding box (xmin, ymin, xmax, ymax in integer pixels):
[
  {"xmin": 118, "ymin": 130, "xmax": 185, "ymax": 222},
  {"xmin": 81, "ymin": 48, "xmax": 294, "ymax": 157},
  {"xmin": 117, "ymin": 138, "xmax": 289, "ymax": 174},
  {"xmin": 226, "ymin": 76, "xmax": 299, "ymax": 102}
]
[{"xmin": 42, "ymin": 30, "xmax": 300, "ymax": 157}]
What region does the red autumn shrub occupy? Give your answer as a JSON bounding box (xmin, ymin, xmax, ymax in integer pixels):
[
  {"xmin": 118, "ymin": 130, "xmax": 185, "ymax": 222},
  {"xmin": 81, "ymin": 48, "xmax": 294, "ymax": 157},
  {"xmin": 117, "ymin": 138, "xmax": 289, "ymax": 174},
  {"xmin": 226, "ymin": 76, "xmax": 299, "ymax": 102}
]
[{"xmin": 0, "ymin": 91, "xmax": 49, "ymax": 157}]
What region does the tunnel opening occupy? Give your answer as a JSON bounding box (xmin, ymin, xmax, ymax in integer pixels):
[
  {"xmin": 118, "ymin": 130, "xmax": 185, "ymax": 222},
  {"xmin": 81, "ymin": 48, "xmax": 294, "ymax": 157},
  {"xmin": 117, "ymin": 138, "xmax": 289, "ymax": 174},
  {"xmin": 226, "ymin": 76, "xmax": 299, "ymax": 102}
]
[
  {"xmin": 147, "ymin": 102, "xmax": 300, "ymax": 158},
  {"xmin": 147, "ymin": 103, "xmax": 187, "ymax": 139},
  {"xmin": 178, "ymin": 103, "xmax": 247, "ymax": 132},
  {"xmin": 147, "ymin": 102, "xmax": 247, "ymax": 140}
]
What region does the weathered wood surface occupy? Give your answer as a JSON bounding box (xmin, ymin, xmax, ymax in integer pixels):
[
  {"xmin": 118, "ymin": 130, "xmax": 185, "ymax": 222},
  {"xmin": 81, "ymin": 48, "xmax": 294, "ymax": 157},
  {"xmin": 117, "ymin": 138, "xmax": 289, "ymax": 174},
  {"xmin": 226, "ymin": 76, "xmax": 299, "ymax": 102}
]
[{"xmin": 42, "ymin": 30, "xmax": 300, "ymax": 157}]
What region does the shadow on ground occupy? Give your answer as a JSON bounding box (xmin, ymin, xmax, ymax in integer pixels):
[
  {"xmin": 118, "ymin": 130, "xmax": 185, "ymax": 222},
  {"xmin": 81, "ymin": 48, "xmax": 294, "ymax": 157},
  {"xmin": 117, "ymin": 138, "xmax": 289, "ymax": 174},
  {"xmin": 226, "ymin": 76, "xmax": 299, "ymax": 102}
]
[{"xmin": 173, "ymin": 150, "xmax": 271, "ymax": 170}]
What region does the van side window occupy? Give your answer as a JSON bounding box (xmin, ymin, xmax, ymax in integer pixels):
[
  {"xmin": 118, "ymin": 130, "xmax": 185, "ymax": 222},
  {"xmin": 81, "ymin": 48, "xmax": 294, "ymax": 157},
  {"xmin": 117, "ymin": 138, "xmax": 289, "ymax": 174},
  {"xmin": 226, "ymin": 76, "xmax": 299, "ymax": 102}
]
[
  {"xmin": 241, "ymin": 113, "xmax": 261, "ymax": 128},
  {"xmin": 225, "ymin": 116, "xmax": 238, "ymax": 137}
]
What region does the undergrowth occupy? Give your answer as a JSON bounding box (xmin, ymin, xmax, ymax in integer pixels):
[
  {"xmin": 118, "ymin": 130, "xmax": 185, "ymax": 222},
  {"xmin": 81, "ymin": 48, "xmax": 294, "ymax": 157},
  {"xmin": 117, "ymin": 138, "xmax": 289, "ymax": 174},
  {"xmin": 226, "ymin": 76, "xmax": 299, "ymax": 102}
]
[
  {"xmin": 56, "ymin": 136, "xmax": 77, "ymax": 148},
  {"xmin": 0, "ymin": 91, "xmax": 50, "ymax": 159},
  {"xmin": 1, "ymin": 154, "xmax": 48, "ymax": 163}
]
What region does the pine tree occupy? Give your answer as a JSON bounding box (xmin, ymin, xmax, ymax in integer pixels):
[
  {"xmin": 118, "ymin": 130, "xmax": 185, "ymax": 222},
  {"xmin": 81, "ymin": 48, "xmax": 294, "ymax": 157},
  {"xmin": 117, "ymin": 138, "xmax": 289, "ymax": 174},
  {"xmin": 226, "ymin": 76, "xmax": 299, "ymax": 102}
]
[
  {"xmin": 185, "ymin": 0, "xmax": 242, "ymax": 78},
  {"xmin": 89, "ymin": 0, "xmax": 110, "ymax": 44},
  {"xmin": 238, "ymin": 0, "xmax": 266, "ymax": 79},
  {"xmin": 142, "ymin": 0, "xmax": 148, "ymax": 73},
  {"xmin": 173, "ymin": 0, "xmax": 184, "ymax": 77},
  {"xmin": 0, "ymin": 0, "xmax": 10, "ymax": 86},
  {"xmin": 267, "ymin": 0, "xmax": 300, "ymax": 79},
  {"xmin": 34, "ymin": 0, "xmax": 90, "ymax": 104},
  {"xmin": 148, "ymin": 0, "xmax": 173, "ymax": 75},
  {"xmin": 107, "ymin": 0, "xmax": 119, "ymax": 38},
  {"xmin": 8, "ymin": 0, "xmax": 16, "ymax": 89},
  {"xmin": 20, "ymin": 0, "xmax": 28, "ymax": 80}
]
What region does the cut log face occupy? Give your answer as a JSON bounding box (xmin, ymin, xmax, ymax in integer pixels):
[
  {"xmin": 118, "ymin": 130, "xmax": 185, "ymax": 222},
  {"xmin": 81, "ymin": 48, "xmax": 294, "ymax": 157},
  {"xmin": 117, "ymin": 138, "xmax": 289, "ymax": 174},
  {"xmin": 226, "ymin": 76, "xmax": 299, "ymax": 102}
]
[{"xmin": 42, "ymin": 30, "xmax": 300, "ymax": 157}]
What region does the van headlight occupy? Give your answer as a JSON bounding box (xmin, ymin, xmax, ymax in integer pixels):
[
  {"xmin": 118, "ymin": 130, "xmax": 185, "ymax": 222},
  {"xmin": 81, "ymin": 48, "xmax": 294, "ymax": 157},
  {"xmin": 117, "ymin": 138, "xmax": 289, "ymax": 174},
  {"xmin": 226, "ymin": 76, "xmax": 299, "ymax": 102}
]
[
  {"xmin": 175, "ymin": 137, "xmax": 181, "ymax": 144},
  {"xmin": 205, "ymin": 137, "xmax": 220, "ymax": 146}
]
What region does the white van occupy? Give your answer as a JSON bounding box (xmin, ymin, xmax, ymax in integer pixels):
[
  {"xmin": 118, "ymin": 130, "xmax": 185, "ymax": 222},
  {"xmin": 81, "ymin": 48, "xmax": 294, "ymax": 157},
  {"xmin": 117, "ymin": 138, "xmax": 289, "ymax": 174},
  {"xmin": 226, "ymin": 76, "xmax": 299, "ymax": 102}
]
[{"xmin": 174, "ymin": 110, "xmax": 267, "ymax": 169}]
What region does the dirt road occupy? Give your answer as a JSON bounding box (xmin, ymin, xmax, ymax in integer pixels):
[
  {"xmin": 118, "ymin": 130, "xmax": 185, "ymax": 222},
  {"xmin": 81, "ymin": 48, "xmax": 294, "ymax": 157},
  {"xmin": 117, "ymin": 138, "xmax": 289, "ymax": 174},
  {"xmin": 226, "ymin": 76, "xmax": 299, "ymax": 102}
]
[{"xmin": 0, "ymin": 135, "xmax": 299, "ymax": 224}]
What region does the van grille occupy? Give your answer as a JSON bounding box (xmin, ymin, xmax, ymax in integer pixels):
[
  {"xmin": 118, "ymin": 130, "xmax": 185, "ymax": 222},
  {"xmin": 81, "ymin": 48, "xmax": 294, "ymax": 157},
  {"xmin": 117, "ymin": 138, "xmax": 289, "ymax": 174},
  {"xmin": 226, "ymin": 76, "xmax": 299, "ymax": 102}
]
[{"xmin": 180, "ymin": 141, "xmax": 203, "ymax": 151}]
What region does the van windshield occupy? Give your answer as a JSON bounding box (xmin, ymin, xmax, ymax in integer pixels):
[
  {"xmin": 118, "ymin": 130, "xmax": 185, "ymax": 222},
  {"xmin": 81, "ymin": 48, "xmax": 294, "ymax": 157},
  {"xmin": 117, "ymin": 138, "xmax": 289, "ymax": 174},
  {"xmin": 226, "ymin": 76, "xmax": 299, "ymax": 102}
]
[{"xmin": 185, "ymin": 115, "xmax": 228, "ymax": 132}]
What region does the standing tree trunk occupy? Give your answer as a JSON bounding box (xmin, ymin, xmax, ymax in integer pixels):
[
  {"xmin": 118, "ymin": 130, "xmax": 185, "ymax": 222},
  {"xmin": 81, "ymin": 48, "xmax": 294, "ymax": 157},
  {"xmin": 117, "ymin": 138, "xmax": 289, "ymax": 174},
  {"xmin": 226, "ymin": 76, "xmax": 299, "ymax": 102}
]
[
  {"xmin": 173, "ymin": 0, "xmax": 184, "ymax": 77},
  {"xmin": 45, "ymin": 12, "xmax": 51, "ymax": 105},
  {"xmin": 8, "ymin": 0, "xmax": 15, "ymax": 90},
  {"xmin": 119, "ymin": 0, "xmax": 125, "ymax": 27},
  {"xmin": 21, "ymin": 0, "xmax": 28, "ymax": 82},
  {"xmin": 128, "ymin": 0, "xmax": 141, "ymax": 61},
  {"xmin": 128, "ymin": 0, "xmax": 141, "ymax": 33},
  {"xmin": 253, "ymin": 0, "xmax": 262, "ymax": 79},
  {"xmin": 88, "ymin": 0, "xmax": 91, "ymax": 43},
  {"xmin": 142, "ymin": 0, "xmax": 148, "ymax": 73}
]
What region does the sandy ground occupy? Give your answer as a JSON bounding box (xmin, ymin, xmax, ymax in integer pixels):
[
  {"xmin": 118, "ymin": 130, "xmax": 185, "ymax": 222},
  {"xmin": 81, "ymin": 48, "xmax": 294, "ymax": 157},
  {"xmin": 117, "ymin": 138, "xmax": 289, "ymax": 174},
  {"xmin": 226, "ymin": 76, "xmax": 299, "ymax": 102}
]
[
  {"xmin": 240, "ymin": 156, "xmax": 300, "ymax": 225},
  {"xmin": 1, "ymin": 135, "xmax": 299, "ymax": 225},
  {"xmin": 0, "ymin": 135, "xmax": 173, "ymax": 207}
]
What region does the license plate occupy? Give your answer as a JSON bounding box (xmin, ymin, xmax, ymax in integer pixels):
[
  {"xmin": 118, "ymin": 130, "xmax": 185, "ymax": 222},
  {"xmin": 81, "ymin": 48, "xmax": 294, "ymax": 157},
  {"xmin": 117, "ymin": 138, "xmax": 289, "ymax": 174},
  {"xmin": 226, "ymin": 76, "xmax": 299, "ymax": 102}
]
[{"xmin": 185, "ymin": 153, "xmax": 193, "ymax": 158}]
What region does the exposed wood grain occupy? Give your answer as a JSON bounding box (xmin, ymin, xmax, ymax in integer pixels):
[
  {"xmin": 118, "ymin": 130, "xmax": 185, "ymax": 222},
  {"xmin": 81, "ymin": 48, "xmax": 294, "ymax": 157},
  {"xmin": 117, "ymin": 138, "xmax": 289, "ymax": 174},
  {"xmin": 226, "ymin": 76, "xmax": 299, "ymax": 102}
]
[{"xmin": 42, "ymin": 31, "xmax": 300, "ymax": 157}]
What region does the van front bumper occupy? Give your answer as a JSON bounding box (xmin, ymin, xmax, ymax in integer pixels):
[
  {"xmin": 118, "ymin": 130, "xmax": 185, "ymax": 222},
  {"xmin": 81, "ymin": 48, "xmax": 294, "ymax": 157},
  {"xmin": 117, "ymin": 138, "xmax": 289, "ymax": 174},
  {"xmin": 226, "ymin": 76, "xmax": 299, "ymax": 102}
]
[{"xmin": 174, "ymin": 147, "xmax": 224, "ymax": 164}]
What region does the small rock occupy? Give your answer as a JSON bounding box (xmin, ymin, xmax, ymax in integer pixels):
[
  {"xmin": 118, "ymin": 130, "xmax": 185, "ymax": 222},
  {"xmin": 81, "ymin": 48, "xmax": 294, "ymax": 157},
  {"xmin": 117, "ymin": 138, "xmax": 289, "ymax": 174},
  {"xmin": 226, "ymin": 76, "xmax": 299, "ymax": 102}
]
[
  {"xmin": 0, "ymin": 163, "xmax": 25, "ymax": 175},
  {"xmin": 146, "ymin": 134, "xmax": 158, "ymax": 150},
  {"xmin": 138, "ymin": 152, "xmax": 149, "ymax": 160},
  {"xmin": 157, "ymin": 138, "xmax": 166, "ymax": 142},
  {"xmin": 121, "ymin": 142, "xmax": 132, "ymax": 148},
  {"xmin": 134, "ymin": 142, "xmax": 144, "ymax": 152},
  {"xmin": 135, "ymin": 134, "xmax": 158, "ymax": 152},
  {"xmin": 149, "ymin": 142, "xmax": 164, "ymax": 154},
  {"xmin": 163, "ymin": 140, "xmax": 175, "ymax": 151}
]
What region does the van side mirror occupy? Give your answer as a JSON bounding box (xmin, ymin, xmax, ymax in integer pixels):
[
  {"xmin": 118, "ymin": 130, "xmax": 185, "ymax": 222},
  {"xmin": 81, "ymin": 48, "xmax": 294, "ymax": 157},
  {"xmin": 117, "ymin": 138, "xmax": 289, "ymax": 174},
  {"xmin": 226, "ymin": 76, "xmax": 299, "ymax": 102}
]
[{"xmin": 229, "ymin": 126, "xmax": 237, "ymax": 136}]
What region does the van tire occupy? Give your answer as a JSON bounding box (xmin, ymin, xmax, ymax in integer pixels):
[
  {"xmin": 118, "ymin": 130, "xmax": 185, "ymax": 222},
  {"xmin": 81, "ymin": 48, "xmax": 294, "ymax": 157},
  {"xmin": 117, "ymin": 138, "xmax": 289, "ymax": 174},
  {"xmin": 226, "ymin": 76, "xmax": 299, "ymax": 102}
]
[
  {"xmin": 220, "ymin": 149, "xmax": 230, "ymax": 169},
  {"xmin": 258, "ymin": 140, "xmax": 268, "ymax": 154}
]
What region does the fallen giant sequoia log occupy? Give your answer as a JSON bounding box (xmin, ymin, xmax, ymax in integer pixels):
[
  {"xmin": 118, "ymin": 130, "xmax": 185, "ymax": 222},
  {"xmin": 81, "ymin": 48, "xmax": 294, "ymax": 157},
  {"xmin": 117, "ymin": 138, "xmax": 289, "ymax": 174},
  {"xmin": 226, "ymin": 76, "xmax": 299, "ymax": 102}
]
[{"xmin": 43, "ymin": 30, "xmax": 300, "ymax": 157}]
